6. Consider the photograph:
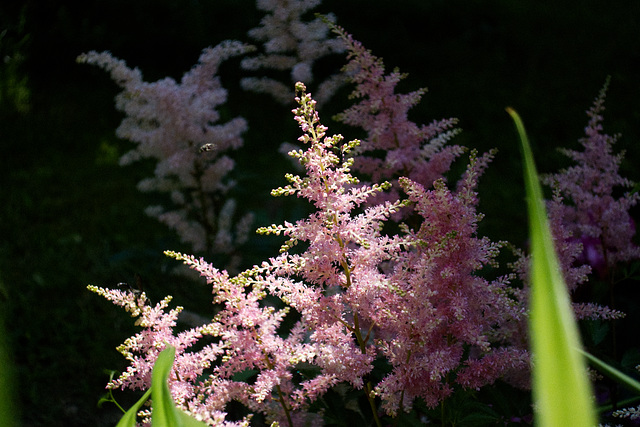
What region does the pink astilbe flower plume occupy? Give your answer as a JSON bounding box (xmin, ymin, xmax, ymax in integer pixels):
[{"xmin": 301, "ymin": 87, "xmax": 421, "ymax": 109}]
[
  {"xmin": 545, "ymin": 191, "xmax": 624, "ymax": 321},
  {"xmin": 257, "ymin": 83, "xmax": 408, "ymax": 410},
  {"xmin": 89, "ymin": 255, "xmax": 321, "ymax": 426},
  {"xmin": 90, "ymin": 81, "xmax": 403, "ymax": 426},
  {"xmin": 509, "ymin": 80, "xmax": 631, "ymax": 346},
  {"xmin": 164, "ymin": 251, "xmax": 321, "ymax": 426},
  {"xmin": 86, "ymin": 284, "xmax": 239, "ymax": 425},
  {"xmin": 78, "ymin": 42, "xmax": 255, "ymax": 268},
  {"xmin": 543, "ymin": 78, "xmax": 640, "ymax": 279},
  {"xmin": 371, "ymin": 151, "xmax": 529, "ymax": 415},
  {"xmin": 330, "ymin": 24, "xmax": 465, "ymax": 202}
]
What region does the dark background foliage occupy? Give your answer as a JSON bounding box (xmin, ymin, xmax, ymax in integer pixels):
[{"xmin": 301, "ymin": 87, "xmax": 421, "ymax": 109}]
[{"xmin": 1, "ymin": 0, "xmax": 640, "ymax": 425}]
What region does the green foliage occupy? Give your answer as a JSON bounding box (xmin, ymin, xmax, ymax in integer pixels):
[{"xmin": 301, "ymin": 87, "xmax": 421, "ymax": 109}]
[
  {"xmin": 508, "ymin": 108, "xmax": 597, "ymax": 426},
  {"xmin": 0, "ymin": 6, "xmax": 31, "ymax": 113},
  {"xmin": 0, "ymin": 289, "xmax": 18, "ymax": 427},
  {"xmin": 116, "ymin": 345, "xmax": 208, "ymax": 427},
  {"xmin": 580, "ymin": 350, "xmax": 640, "ymax": 396},
  {"xmin": 116, "ymin": 389, "xmax": 151, "ymax": 427}
]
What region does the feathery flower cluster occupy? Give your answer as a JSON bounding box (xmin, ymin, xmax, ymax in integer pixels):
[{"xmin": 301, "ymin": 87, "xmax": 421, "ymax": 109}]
[
  {"xmin": 543, "ymin": 78, "xmax": 640, "ymax": 279},
  {"xmin": 331, "ymin": 24, "xmax": 464, "ymax": 200},
  {"xmin": 257, "ymin": 82, "xmax": 408, "ymax": 399},
  {"xmin": 372, "ymin": 153, "xmax": 529, "ymax": 414},
  {"xmin": 258, "ymin": 84, "xmax": 529, "ymax": 415},
  {"xmin": 86, "ymin": 285, "xmax": 242, "ymax": 425},
  {"xmin": 89, "ymin": 255, "xmax": 322, "ymax": 426},
  {"xmin": 78, "ymin": 42, "xmax": 255, "ymax": 266},
  {"xmin": 164, "ymin": 251, "xmax": 324, "ymax": 426},
  {"xmin": 91, "ymin": 83, "xmax": 531, "ymax": 425},
  {"xmin": 509, "ymin": 189, "xmax": 625, "ymax": 323},
  {"xmin": 508, "ymin": 81, "xmax": 633, "ymax": 327},
  {"xmin": 240, "ymin": 0, "xmax": 346, "ymax": 105},
  {"xmin": 547, "ymin": 191, "xmax": 625, "ymax": 320}
]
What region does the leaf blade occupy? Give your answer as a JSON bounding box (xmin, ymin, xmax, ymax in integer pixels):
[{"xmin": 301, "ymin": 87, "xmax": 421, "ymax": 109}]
[{"xmin": 508, "ymin": 107, "xmax": 597, "ymax": 427}]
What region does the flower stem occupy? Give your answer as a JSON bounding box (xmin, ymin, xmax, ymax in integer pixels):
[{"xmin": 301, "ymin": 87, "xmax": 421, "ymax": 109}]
[
  {"xmin": 259, "ymin": 336, "xmax": 293, "ymax": 427},
  {"xmin": 274, "ymin": 383, "xmax": 294, "ymax": 427}
]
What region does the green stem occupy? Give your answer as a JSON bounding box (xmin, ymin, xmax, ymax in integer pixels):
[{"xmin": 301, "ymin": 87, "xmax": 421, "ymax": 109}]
[
  {"xmin": 365, "ymin": 381, "xmax": 382, "ymax": 427},
  {"xmin": 273, "ymin": 383, "xmax": 294, "ymax": 427},
  {"xmin": 107, "ymin": 388, "xmax": 128, "ymax": 414},
  {"xmin": 193, "ymin": 157, "xmax": 216, "ymax": 254},
  {"xmin": 259, "ymin": 337, "xmax": 294, "ymax": 427}
]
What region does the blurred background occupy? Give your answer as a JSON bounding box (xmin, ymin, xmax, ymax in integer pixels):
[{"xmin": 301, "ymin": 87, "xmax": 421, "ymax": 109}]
[{"xmin": 1, "ymin": 0, "xmax": 640, "ymax": 425}]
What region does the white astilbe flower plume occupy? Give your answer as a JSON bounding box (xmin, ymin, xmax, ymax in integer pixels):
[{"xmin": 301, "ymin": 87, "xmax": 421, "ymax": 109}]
[
  {"xmin": 78, "ymin": 41, "xmax": 255, "ymax": 265},
  {"xmin": 240, "ymin": 0, "xmax": 346, "ymax": 106}
]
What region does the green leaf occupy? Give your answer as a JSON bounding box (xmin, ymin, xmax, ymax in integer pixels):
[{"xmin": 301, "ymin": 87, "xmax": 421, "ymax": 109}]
[
  {"xmin": 151, "ymin": 346, "xmax": 180, "ymax": 425},
  {"xmin": 151, "ymin": 345, "xmax": 209, "ymax": 427},
  {"xmin": 583, "ymin": 319, "xmax": 609, "ymax": 347},
  {"xmin": 116, "ymin": 345, "xmax": 208, "ymax": 426},
  {"xmin": 580, "ymin": 349, "xmax": 640, "ymax": 395},
  {"xmin": 116, "ymin": 388, "xmax": 151, "ymax": 427},
  {"xmin": 507, "ymin": 108, "xmax": 597, "ymax": 427},
  {"xmin": 621, "ymin": 348, "xmax": 640, "ymax": 371}
]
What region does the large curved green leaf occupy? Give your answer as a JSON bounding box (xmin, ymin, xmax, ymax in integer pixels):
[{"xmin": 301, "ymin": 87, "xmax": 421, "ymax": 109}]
[
  {"xmin": 116, "ymin": 388, "xmax": 151, "ymax": 427},
  {"xmin": 508, "ymin": 107, "xmax": 597, "ymax": 427},
  {"xmin": 116, "ymin": 345, "xmax": 208, "ymax": 427}
]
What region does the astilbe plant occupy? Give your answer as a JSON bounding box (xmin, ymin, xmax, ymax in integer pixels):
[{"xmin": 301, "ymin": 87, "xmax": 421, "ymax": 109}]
[
  {"xmin": 539, "ymin": 80, "xmax": 640, "ymax": 425},
  {"xmin": 260, "ymin": 85, "xmax": 529, "ymax": 418},
  {"xmin": 372, "ymin": 153, "xmax": 529, "ymax": 415},
  {"xmin": 89, "ymin": 82, "xmax": 405, "ymax": 426},
  {"xmin": 88, "ymin": 263, "xmax": 312, "ymax": 426},
  {"xmin": 160, "ymin": 251, "xmax": 322, "ymax": 426},
  {"xmin": 85, "ymin": 285, "xmax": 236, "ymax": 425},
  {"xmin": 255, "ymin": 82, "xmax": 409, "ymax": 424},
  {"xmin": 543, "ymin": 78, "xmax": 640, "ymax": 281},
  {"xmin": 91, "ymin": 82, "xmax": 536, "ymax": 426},
  {"xmin": 547, "ymin": 190, "xmax": 625, "ymax": 321},
  {"xmin": 330, "ymin": 24, "xmax": 465, "ymax": 206},
  {"xmin": 512, "ymin": 80, "xmax": 636, "ymax": 325},
  {"xmin": 507, "ymin": 82, "xmax": 632, "ymax": 352},
  {"xmin": 509, "ymin": 187, "xmax": 626, "ymax": 326},
  {"xmin": 78, "ymin": 41, "xmax": 255, "ymax": 268},
  {"xmin": 240, "ymin": 0, "xmax": 346, "ymax": 106}
]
